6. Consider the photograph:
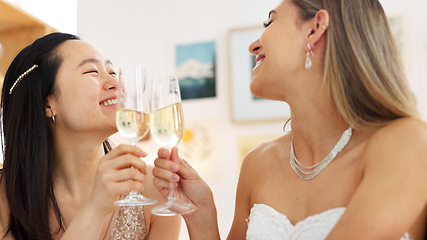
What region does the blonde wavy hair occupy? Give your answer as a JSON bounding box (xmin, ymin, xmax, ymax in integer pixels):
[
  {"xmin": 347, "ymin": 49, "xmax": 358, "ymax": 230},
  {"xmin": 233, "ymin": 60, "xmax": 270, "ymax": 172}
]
[{"xmin": 292, "ymin": 0, "xmax": 419, "ymax": 129}]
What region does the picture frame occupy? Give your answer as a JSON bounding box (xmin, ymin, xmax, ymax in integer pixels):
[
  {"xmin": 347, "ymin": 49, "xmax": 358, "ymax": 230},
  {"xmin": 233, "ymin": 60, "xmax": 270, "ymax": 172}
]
[
  {"xmin": 174, "ymin": 38, "xmax": 217, "ymax": 100},
  {"xmin": 228, "ymin": 26, "xmax": 290, "ymax": 122}
]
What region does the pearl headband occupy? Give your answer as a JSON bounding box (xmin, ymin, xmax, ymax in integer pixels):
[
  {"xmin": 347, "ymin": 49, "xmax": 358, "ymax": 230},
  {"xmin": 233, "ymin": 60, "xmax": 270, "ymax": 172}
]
[{"xmin": 9, "ymin": 64, "xmax": 38, "ymax": 94}]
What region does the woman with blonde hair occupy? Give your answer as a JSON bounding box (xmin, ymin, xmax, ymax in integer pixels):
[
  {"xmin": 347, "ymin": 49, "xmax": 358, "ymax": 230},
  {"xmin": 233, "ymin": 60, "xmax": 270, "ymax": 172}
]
[{"xmin": 152, "ymin": 0, "xmax": 427, "ymax": 239}]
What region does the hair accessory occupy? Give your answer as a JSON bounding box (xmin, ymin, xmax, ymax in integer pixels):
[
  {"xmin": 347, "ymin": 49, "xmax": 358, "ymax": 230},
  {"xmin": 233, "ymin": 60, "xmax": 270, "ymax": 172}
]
[
  {"xmin": 290, "ymin": 125, "xmax": 353, "ymax": 180},
  {"xmin": 305, "ymin": 43, "xmax": 315, "ymax": 70},
  {"xmin": 9, "ymin": 64, "xmax": 38, "ymax": 94}
]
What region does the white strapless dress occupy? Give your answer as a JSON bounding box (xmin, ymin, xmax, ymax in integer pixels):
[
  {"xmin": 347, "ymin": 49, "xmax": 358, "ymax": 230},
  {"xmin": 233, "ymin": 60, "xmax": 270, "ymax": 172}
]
[{"xmin": 246, "ymin": 204, "xmax": 412, "ymax": 240}]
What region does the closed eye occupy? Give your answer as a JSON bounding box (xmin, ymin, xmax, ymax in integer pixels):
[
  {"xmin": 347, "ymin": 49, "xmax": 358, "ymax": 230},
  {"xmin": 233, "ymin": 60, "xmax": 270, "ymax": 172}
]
[
  {"xmin": 84, "ymin": 70, "xmax": 98, "ymax": 74},
  {"xmin": 263, "ymin": 19, "xmax": 272, "ymax": 28},
  {"xmin": 264, "ymin": 10, "xmax": 275, "ymax": 28}
]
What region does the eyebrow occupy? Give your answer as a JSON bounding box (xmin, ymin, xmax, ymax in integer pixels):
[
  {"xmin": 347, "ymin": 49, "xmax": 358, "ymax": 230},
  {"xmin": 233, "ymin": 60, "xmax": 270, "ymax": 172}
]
[{"xmin": 77, "ymin": 58, "xmax": 113, "ymax": 68}]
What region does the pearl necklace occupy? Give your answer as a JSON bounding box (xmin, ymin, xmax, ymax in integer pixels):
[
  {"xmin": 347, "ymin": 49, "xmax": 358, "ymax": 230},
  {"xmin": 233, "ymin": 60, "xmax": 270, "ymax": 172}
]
[{"xmin": 289, "ymin": 126, "xmax": 353, "ymax": 180}]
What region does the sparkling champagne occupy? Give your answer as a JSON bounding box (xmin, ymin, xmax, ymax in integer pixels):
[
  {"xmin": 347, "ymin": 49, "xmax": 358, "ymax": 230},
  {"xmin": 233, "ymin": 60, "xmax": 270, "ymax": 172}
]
[
  {"xmin": 150, "ymin": 102, "xmax": 184, "ymax": 148},
  {"xmin": 116, "ymin": 109, "xmax": 150, "ymax": 144}
]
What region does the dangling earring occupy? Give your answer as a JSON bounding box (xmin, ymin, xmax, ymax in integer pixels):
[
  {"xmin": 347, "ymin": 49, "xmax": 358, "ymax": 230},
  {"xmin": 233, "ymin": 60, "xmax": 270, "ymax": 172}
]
[
  {"xmin": 50, "ymin": 108, "xmax": 56, "ymax": 124},
  {"xmin": 305, "ymin": 43, "xmax": 315, "ymax": 70}
]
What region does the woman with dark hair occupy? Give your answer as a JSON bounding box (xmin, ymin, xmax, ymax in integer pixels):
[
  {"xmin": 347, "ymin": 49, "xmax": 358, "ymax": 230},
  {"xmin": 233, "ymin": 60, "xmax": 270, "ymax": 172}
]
[
  {"xmin": 152, "ymin": 0, "xmax": 427, "ymax": 239},
  {"xmin": 0, "ymin": 32, "xmax": 180, "ymax": 239}
]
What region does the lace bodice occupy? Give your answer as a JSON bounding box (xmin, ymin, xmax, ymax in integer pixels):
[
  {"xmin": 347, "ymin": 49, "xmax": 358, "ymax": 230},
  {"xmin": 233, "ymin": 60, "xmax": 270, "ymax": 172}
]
[{"xmin": 246, "ymin": 204, "xmax": 411, "ymax": 240}]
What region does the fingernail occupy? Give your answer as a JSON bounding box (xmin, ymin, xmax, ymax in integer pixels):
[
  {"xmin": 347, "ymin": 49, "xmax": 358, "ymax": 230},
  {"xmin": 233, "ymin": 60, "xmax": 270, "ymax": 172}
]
[
  {"xmin": 171, "ymin": 163, "xmax": 179, "ymax": 172},
  {"xmin": 139, "ymin": 150, "xmax": 148, "ymax": 157},
  {"xmin": 172, "ymin": 174, "xmax": 180, "ymax": 182}
]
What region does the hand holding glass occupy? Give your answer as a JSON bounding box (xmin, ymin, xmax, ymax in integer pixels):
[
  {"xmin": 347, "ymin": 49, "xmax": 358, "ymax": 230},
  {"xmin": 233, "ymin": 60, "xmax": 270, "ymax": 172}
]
[
  {"xmin": 115, "ymin": 65, "xmax": 157, "ymax": 206},
  {"xmin": 150, "ymin": 75, "xmax": 196, "ymax": 216}
]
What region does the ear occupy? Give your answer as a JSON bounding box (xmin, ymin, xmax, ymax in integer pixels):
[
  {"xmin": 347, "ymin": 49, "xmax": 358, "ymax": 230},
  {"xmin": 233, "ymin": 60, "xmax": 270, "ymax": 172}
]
[
  {"xmin": 46, "ymin": 96, "xmax": 55, "ymax": 118},
  {"xmin": 306, "ymin": 9, "xmax": 330, "ymax": 49}
]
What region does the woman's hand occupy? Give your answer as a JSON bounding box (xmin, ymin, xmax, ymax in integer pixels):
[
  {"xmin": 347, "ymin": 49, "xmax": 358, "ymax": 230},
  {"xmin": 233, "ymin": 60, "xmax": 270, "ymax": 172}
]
[
  {"xmin": 88, "ymin": 144, "xmax": 148, "ymax": 216},
  {"xmin": 152, "ymin": 147, "xmax": 220, "ymax": 240},
  {"xmin": 60, "ymin": 144, "xmax": 149, "ymax": 240},
  {"xmin": 153, "ymin": 147, "xmax": 212, "ymax": 211}
]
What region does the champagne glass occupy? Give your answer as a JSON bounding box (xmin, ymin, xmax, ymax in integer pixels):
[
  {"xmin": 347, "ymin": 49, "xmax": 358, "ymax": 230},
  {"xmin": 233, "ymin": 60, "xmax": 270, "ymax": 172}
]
[
  {"xmin": 114, "ymin": 65, "xmax": 157, "ymax": 206},
  {"xmin": 150, "ymin": 74, "xmax": 196, "ymax": 216}
]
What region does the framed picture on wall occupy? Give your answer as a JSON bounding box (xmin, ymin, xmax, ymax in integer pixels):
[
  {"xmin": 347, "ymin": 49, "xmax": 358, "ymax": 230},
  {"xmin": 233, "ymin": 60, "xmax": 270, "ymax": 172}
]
[
  {"xmin": 175, "ymin": 40, "xmax": 217, "ymax": 100},
  {"xmin": 228, "ymin": 26, "xmax": 290, "ymax": 122}
]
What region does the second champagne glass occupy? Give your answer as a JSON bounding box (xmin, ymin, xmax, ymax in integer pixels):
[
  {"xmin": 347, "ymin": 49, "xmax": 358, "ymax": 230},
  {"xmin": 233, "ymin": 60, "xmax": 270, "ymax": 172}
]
[
  {"xmin": 115, "ymin": 65, "xmax": 157, "ymax": 206},
  {"xmin": 150, "ymin": 74, "xmax": 196, "ymax": 216}
]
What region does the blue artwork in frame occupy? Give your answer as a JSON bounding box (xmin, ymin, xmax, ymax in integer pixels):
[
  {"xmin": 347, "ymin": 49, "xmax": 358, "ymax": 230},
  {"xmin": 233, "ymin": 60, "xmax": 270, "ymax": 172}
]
[{"xmin": 175, "ymin": 41, "xmax": 216, "ymax": 100}]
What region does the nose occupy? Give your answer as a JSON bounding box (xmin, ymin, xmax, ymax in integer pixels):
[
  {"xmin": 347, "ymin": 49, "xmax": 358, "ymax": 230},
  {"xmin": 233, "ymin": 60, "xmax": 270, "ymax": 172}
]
[
  {"xmin": 249, "ymin": 39, "xmax": 261, "ymax": 55},
  {"xmin": 103, "ymin": 71, "xmax": 118, "ymax": 91}
]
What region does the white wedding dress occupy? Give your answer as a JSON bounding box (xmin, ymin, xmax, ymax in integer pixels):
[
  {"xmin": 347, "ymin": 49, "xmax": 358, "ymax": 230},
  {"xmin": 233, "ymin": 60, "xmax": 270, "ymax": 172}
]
[{"xmin": 246, "ymin": 204, "xmax": 412, "ymax": 240}]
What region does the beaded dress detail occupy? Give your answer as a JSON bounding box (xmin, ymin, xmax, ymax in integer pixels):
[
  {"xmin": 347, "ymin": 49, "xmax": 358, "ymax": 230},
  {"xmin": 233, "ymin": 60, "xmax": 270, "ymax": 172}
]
[
  {"xmin": 109, "ymin": 194, "xmax": 147, "ymax": 240},
  {"xmin": 246, "ymin": 204, "xmax": 412, "ymax": 240}
]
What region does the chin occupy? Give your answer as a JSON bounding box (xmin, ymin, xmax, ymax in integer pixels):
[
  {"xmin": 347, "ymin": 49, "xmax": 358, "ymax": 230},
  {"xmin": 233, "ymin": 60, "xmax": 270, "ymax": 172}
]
[{"xmin": 250, "ymin": 82, "xmax": 264, "ymax": 98}]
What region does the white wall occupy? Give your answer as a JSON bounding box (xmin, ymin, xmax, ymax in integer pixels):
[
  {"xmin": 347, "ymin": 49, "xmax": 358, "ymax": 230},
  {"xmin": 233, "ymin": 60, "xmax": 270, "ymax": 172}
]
[
  {"xmin": 76, "ymin": 0, "xmax": 427, "ymax": 239},
  {"xmin": 380, "ymin": 0, "xmax": 427, "ymax": 118},
  {"xmin": 78, "ymin": 1, "xmax": 282, "ymax": 239}
]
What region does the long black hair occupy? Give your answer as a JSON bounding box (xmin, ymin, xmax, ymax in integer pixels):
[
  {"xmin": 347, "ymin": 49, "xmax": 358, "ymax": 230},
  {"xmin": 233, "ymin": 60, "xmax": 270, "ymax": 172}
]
[{"xmin": 0, "ymin": 32, "xmax": 111, "ymax": 239}]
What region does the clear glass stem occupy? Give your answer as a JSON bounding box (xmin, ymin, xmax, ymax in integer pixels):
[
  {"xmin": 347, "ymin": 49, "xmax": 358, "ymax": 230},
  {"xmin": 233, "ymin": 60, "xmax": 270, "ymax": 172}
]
[
  {"xmin": 167, "ymin": 182, "xmax": 176, "ymax": 201},
  {"xmin": 165, "ymin": 146, "xmax": 177, "ymax": 201}
]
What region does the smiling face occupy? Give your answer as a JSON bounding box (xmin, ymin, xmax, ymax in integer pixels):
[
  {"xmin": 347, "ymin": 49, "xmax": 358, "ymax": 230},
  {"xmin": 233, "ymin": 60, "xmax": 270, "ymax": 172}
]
[
  {"xmin": 249, "ymin": 0, "xmax": 307, "ymax": 101},
  {"xmin": 48, "ymin": 40, "xmax": 118, "ymax": 137}
]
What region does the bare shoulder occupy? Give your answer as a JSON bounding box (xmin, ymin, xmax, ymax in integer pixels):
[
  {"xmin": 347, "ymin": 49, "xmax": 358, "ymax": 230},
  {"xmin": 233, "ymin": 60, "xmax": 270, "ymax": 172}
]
[
  {"xmin": 328, "ymin": 118, "xmax": 427, "ymax": 239},
  {"xmin": 365, "ymin": 118, "xmax": 427, "ymax": 164},
  {"xmin": 362, "ymin": 117, "xmax": 427, "ymax": 199},
  {"xmin": 371, "ymin": 118, "xmax": 427, "ymax": 139},
  {"xmin": 240, "ymin": 134, "xmax": 289, "ymax": 172},
  {"xmin": 228, "ymin": 134, "xmax": 288, "ymax": 239}
]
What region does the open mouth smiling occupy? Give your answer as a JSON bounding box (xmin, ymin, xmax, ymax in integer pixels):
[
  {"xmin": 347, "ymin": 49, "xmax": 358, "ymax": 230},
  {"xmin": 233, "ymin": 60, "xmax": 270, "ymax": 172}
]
[{"xmin": 100, "ymin": 98, "xmax": 117, "ymax": 106}]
